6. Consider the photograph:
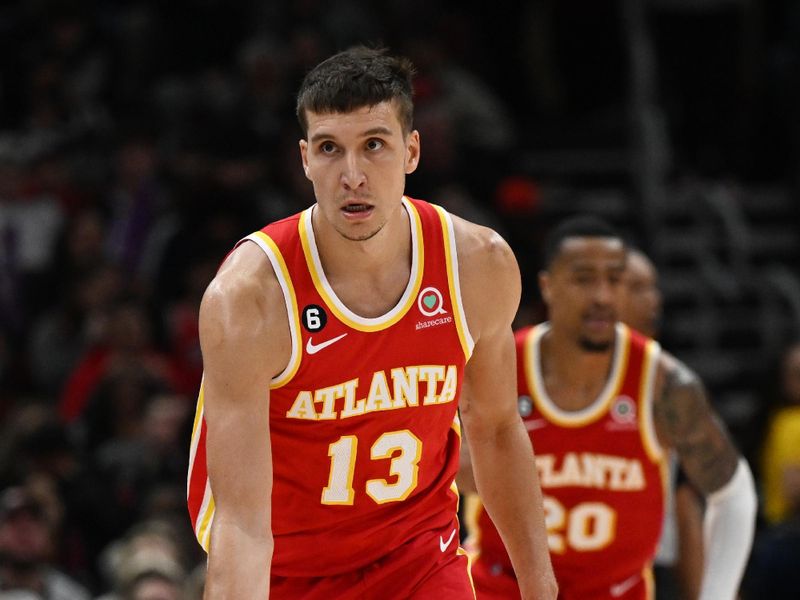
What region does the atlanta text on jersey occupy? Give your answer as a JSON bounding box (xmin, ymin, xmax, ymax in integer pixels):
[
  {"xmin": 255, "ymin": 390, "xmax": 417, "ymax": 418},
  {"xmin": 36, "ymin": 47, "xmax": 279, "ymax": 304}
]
[
  {"xmin": 536, "ymin": 452, "xmax": 646, "ymax": 491},
  {"xmin": 286, "ymin": 364, "xmax": 459, "ymax": 420}
]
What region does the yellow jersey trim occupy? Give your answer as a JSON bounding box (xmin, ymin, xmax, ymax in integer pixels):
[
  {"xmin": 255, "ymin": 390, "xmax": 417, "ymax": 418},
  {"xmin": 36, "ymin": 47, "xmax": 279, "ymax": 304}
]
[
  {"xmin": 451, "ymin": 410, "xmax": 463, "ymax": 439},
  {"xmin": 298, "ymin": 198, "xmax": 424, "ymax": 332},
  {"xmin": 188, "ymin": 381, "xmax": 205, "ymax": 473},
  {"xmin": 248, "ymin": 232, "xmax": 302, "ymax": 388},
  {"xmin": 433, "ymin": 204, "xmax": 475, "ymax": 361},
  {"xmin": 526, "ymin": 323, "xmax": 630, "ymax": 427},
  {"xmin": 195, "ymin": 487, "xmax": 215, "ymax": 552},
  {"xmin": 640, "ymin": 338, "xmax": 664, "ymax": 462}
]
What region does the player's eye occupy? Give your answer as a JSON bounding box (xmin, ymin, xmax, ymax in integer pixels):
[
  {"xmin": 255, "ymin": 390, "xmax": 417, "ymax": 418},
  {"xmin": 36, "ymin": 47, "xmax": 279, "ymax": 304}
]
[
  {"xmin": 319, "ymin": 141, "xmax": 337, "ymax": 154},
  {"xmin": 366, "ymin": 138, "xmax": 384, "ymax": 151}
]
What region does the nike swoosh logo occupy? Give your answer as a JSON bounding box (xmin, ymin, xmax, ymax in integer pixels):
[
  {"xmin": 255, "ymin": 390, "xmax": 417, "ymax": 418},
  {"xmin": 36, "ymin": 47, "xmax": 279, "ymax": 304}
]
[
  {"xmin": 306, "ymin": 333, "xmax": 348, "ymax": 355},
  {"xmin": 610, "ymin": 573, "xmax": 640, "ymax": 597},
  {"xmin": 525, "ymin": 419, "xmax": 548, "ymax": 431},
  {"xmin": 439, "ymin": 528, "xmax": 457, "ymax": 553}
]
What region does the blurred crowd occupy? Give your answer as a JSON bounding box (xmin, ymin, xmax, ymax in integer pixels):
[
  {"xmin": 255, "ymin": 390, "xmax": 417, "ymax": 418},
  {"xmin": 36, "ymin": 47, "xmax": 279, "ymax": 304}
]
[{"xmin": 0, "ymin": 0, "xmax": 798, "ymax": 598}]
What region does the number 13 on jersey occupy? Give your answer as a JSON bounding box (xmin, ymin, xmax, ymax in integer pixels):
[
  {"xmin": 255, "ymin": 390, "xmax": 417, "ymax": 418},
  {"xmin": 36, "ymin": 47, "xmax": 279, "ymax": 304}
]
[{"xmin": 322, "ymin": 430, "xmax": 422, "ymax": 505}]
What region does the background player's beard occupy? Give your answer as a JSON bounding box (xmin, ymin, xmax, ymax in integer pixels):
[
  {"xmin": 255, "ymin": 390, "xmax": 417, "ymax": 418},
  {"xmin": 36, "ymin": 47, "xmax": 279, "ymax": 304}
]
[{"xmin": 579, "ymin": 336, "xmax": 613, "ymax": 353}]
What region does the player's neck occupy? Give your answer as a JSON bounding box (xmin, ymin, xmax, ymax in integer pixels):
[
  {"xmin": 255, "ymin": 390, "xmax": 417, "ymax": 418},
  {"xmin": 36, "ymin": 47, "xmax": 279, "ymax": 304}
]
[
  {"xmin": 540, "ymin": 328, "xmax": 616, "ymax": 411},
  {"xmin": 313, "ymin": 203, "xmax": 410, "ymax": 275},
  {"xmin": 312, "ymin": 204, "xmax": 412, "ymax": 317}
]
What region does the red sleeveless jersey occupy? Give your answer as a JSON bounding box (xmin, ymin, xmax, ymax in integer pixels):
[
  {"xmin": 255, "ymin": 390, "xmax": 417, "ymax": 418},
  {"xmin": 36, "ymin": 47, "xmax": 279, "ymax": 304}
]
[
  {"xmin": 467, "ymin": 323, "xmax": 666, "ymax": 599},
  {"xmin": 187, "ymin": 197, "xmax": 474, "ymax": 577}
]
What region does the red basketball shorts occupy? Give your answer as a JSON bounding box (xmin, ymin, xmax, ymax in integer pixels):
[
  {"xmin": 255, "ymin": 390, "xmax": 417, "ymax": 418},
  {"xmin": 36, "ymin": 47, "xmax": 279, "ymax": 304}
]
[{"xmin": 270, "ymin": 526, "xmax": 476, "ymax": 599}]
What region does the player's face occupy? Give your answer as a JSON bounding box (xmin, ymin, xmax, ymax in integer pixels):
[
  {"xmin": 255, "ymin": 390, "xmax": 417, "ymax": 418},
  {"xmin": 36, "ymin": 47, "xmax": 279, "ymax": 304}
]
[
  {"xmin": 622, "ymin": 253, "xmax": 662, "ymax": 338},
  {"xmin": 540, "ymin": 237, "xmax": 627, "ymax": 352},
  {"xmin": 299, "ymin": 101, "xmax": 420, "ymax": 241}
]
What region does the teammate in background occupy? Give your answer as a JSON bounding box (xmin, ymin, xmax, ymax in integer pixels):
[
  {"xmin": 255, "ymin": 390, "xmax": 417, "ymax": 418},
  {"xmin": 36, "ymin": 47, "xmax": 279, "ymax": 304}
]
[
  {"xmin": 622, "ymin": 248, "xmax": 704, "ymax": 600},
  {"xmin": 621, "ymin": 249, "xmax": 661, "ymax": 340},
  {"xmin": 187, "ymin": 47, "xmax": 556, "ymax": 599},
  {"xmin": 459, "ymin": 215, "xmax": 757, "ymax": 599}
]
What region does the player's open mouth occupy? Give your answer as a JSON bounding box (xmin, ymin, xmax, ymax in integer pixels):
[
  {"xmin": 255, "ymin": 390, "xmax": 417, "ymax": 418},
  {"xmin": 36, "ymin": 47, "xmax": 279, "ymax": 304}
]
[
  {"xmin": 343, "ymin": 203, "xmax": 372, "ymax": 212},
  {"xmin": 342, "ymin": 203, "xmax": 374, "ymax": 219}
]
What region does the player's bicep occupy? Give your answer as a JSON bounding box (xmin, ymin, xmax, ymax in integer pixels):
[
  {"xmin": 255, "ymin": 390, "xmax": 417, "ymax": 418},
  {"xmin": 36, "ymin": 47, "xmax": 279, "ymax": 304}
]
[
  {"xmin": 653, "ymin": 360, "xmax": 740, "ymax": 496},
  {"xmin": 455, "ymin": 220, "xmax": 521, "ymax": 438},
  {"xmin": 461, "ymin": 328, "xmax": 520, "ymax": 433},
  {"xmin": 199, "ymin": 265, "xmax": 287, "ymax": 534}
]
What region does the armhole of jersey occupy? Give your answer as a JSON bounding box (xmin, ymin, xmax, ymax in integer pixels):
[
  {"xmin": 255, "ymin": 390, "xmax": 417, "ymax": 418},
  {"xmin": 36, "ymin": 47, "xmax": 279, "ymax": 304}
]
[
  {"xmin": 640, "ymin": 339, "xmax": 664, "ymax": 462},
  {"xmin": 195, "ymin": 479, "xmax": 215, "ymax": 552},
  {"xmin": 187, "ymin": 380, "xmax": 215, "ymax": 552},
  {"xmin": 187, "ymin": 379, "xmax": 205, "ymax": 483},
  {"xmin": 433, "ymin": 205, "xmax": 475, "ymax": 361},
  {"xmin": 243, "ymin": 232, "xmax": 302, "ymax": 388}
]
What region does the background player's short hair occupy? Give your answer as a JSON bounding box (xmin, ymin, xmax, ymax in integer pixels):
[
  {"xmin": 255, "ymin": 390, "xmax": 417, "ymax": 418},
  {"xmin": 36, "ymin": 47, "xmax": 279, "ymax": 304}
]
[
  {"xmin": 295, "ymin": 45, "xmax": 416, "ymax": 137},
  {"xmin": 542, "ymin": 214, "xmax": 624, "ymax": 270}
]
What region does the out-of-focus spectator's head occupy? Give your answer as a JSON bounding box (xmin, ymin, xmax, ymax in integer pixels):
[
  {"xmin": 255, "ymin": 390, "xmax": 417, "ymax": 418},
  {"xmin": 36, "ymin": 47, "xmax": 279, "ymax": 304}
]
[
  {"xmin": 107, "ymin": 298, "xmax": 154, "ymax": 353},
  {"xmin": 18, "ymin": 414, "xmax": 76, "ymax": 480},
  {"xmin": 621, "ymin": 248, "xmax": 662, "ymax": 339},
  {"xmin": 66, "ymin": 210, "xmax": 106, "ymax": 268},
  {"xmin": 116, "ymin": 132, "xmax": 158, "ymax": 188},
  {"xmin": 238, "ymin": 36, "xmax": 288, "ymax": 97},
  {"xmin": 0, "ymin": 405, "xmax": 74, "ymax": 486},
  {"xmin": 74, "ymin": 263, "xmax": 123, "ymax": 316},
  {"xmin": 143, "ymin": 395, "xmax": 189, "ymax": 455},
  {"xmin": 781, "ymin": 342, "xmax": 800, "ymax": 406},
  {"xmin": 0, "ymin": 486, "xmax": 53, "ymax": 567},
  {"xmin": 102, "ymin": 520, "xmax": 186, "ymax": 599},
  {"xmin": 124, "ymin": 572, "xmax": 183, "ymax": 600}
]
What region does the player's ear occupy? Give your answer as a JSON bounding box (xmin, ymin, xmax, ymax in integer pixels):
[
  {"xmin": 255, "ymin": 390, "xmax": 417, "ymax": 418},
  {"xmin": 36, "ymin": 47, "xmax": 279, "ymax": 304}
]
[
  {"xmin": 299, "ymin": 140, "xmax": 311, "ymax": 180},
  {"xmin": 539, "ymin": 271, "xmax": 552, "ymax": 306},
  {"xmin": 404, "ymin": 130, "xmax": 420, "ymax": 175}
]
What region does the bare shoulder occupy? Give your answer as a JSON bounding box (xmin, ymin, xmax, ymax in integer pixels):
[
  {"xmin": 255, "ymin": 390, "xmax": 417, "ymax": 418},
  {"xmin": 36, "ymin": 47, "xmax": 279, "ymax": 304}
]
[
  {"xmin": 450, "ymin": 213, "xmax": 518, "ymax": 279},
  {"xmin": 449, "ymin": 214, "xmax": 521, "ymax": 338},
  {"xmin": 652, "ymin": 350, "xmax": 740, "ymax": 494},
  {"xmin": 200, "ymin": 241, "xmax": 290, "ymax": 379}
]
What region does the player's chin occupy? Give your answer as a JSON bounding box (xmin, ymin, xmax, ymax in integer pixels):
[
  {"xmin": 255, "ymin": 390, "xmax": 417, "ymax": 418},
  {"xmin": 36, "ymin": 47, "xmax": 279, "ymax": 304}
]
[
  {"xmin": 337, "ymin": 223, "xmax": 384, "ymax": 242},
  {"xmin": 578, "ymin": 334, "xmax": 614, "ymax": 353}
]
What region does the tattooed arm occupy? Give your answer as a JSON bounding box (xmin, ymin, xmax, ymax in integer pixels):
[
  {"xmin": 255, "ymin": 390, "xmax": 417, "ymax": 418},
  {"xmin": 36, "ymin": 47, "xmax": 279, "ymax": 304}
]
[
  {"xmin": 653, "ymin": 355, "xmax": 739, "ymax": 494},
  {"xmin": 653, "ymin": 353, "xmax": 757, "ymax": 600}
]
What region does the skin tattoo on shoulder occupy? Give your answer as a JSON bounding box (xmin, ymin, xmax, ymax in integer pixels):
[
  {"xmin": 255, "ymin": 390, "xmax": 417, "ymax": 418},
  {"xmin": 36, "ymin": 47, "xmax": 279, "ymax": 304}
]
[{"xmin": 653, "ymin": 362, "xmax": 739, "ymax": 495}]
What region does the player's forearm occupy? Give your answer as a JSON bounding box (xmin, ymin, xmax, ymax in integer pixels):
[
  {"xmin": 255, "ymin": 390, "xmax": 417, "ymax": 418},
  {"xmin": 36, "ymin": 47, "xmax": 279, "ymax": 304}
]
[
  {"xmin": 205, "ymin": 519, "xmax": 273, "ymax": 598},
  {"xmin": 470, "ymin": 420, "xmax": 556, "ymax": 599},
  {"xmin": 698, "ymin": 459, "xmax": 757, "ymax": 600}
]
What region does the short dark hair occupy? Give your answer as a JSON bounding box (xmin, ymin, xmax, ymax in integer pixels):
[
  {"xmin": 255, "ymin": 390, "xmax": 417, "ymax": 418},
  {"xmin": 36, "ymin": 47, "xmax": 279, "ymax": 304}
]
[
  {"xmin": 542, "ymin": 215, "xmax": 624, "ymax": 269},
  {"xmin": 296, "ymin": 46, "xmax": 416, "ymax": 137}
]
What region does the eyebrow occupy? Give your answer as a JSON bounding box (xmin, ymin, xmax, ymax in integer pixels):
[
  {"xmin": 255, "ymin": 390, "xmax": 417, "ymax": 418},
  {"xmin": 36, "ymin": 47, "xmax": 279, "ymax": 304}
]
[{"xmin": 309, "ymin": 126, "xmax": 394, "ymax": 143}]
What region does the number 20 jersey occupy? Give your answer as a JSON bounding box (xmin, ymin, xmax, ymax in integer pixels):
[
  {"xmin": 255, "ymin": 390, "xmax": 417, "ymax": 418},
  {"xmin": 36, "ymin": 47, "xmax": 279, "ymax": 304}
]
[
  {"xmin": 467, "ymin": 323, "xmax": 667, "ymax": 597},
  {"xmin": 187, "ymin": 197, "xmax": 473, "ymax": 577}
]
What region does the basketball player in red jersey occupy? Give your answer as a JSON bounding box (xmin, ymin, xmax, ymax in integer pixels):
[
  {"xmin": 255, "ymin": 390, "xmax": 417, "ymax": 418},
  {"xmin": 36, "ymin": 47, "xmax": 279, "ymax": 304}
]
[
  {"xmin": 459, "ymin": 216, "xmax": 757, "ymax": 600},
  {"xmin": 187, "ymin": 47, "xmax": 556, "ymax": 599},
  {"xmin": 623, "ymin": 248, "xmax": 704, "ymax": 600}
]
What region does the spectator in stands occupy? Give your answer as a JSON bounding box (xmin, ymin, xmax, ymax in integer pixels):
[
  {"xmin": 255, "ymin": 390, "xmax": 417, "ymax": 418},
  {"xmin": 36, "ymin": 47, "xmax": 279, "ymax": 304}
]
[
  {"xmin": 760, "ymin": 341, "xmax": 800, "ymax": 525},
  {"xmin": 58, "ymin": 296, "xmax": 183, "ymax": 427},
  {"xmin": 0, "ymin": 485, "xmax": 90, "ymax": 600},
  {"xmin": 743, "ymin": 341, "xmax": 800, "ymax": 598},
  {"xmin": 96, "ymin": 519, "xmax": 187, "ymax": 600}
]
